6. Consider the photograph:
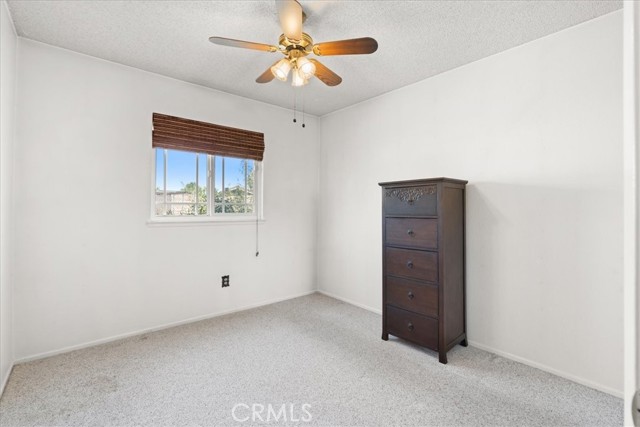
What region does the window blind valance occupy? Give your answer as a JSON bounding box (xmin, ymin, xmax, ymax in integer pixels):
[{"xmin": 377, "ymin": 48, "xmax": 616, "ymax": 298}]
[{"xmin": 152, "ymin": 113, "xmax": 265, "ymax": 161}]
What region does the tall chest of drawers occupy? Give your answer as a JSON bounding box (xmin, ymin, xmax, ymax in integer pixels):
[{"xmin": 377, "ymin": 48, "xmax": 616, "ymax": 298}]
[{"xmin": 379, "ymin": 178, "xmax": 467, "ymax": 364}]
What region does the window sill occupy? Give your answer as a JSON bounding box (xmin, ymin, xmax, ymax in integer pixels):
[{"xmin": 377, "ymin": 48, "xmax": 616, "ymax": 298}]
[{"xmin": 147, "ymin": 216, "xmax": 265, "ymax": 227}]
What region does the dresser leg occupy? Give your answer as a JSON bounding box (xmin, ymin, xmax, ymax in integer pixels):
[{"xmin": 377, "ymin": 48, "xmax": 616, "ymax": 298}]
[
  {"xmin": 439, "ymin": 352, "xmax": 448, "ymax": 364},
  {"xmin": 381, "ymin": 332, "xmax": 389, "ymax": 341},
  {"xmin": 460, "ymin": 338, "xmax": 468, "ymax": 347}
]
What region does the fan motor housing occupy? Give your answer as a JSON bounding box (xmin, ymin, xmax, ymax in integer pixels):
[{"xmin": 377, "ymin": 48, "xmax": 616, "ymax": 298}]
[{"xmin": 279, "ymin": 32, "xmax": 313, "ymax": 53}]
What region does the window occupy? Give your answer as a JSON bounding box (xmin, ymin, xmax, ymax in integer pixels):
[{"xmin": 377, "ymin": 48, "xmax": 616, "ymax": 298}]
[
  {"xmin": 154, "ymin": 148, "xmax": 259, "ymax": 218},
  {"xmin": 150, "ymin": 113, "xmax": 264, "ymax": 221}
]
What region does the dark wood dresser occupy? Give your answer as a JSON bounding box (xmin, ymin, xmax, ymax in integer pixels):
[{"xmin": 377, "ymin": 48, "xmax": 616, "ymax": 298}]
[{"xmin": 379, "ymin": 178, "xmax": 468, "ymax": 364}]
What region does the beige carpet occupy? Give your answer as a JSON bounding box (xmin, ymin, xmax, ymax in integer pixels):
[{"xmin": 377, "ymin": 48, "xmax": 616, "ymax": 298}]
[{"xmin": 0, "ymin": 293, "xmax": 623, "ymax": 426}]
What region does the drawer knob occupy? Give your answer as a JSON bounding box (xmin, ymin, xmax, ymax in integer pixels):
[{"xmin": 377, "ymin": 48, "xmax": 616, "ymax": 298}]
[
  {"xmin": 406, "ymin": 261, "xmax": 414, "ymax": 269},
  {"xmin": 407, "ymin": 229, "xmax": 415, "ymax": 236},
  {"xmin": 407, "ymin": 199, "xmax": 415, "ymax": 205},
  {"xmin": 407, "ymin": 322, "xmax": 414, "ymax": 331},
  {"xmin": 407, "ymin": 291, "xmax": 414, "ymax": 300}
]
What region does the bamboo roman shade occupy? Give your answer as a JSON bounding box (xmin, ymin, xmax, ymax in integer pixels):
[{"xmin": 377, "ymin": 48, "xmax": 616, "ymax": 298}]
[{"xmin": 152, "ymin": 113, "xmax": 265, "ymax": 161}]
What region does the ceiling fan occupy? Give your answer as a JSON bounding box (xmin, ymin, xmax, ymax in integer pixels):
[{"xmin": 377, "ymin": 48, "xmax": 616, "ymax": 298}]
[{"xmin": 209, "ymin": 0, "xmax": 378, "ymax": 87}]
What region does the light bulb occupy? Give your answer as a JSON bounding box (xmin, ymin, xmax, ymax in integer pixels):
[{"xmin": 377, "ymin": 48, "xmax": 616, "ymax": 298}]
[
  {"xmin": 296, "ymin": 57, "xmax": 315, "ymax": 78},
  {"xmin": 291, "ymin": 67, "xmax": 309, "ymax": 87},
  {"xmin": 271, "ymin": 58, "xmax": 291, "ymax": 82}
]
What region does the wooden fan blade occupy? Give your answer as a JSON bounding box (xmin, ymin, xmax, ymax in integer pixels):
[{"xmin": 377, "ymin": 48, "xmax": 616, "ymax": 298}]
[
  {"xmin": 312, "ymin": 37, "xmax": 378, "ymax": 56},
  {"xmin": 309, "ymin": 59, "xmax": 342, "ymax": 86},
  {"xmin": 209, "ymin": 37, "xmax": 278, "ymax": 52},
  {"xmin": 256, "ymin": 61, "xmax": 279, "ymax": 83},
  {"xmin": 277, "ymin": 0, "xmax": 303, "ymax": 42}
]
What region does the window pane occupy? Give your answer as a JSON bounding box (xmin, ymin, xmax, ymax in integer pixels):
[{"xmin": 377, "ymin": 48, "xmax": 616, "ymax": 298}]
[
  {"xmin": 224, "ymin": 157, "xmax": 246, "ymax": 205},
  {"xmin": 166, "ymin": 149, "xmax": 196, "ymax": 193},
  {"xmin": 246, "ymin": 160, "xmax": 255, "ymax": 206},
  {"xmin": 155, "ymin": 149, "xmax": 164, "ymax": 189},
  {"xmin": 155, "ymin": 149, "xmax": 165, "ymax": 205},
  {"xmin": 197, "ymin": 153, "xmax": 208, "ymax": 215},
  {"xmin": 214, "ymin": 156, "xmax": 223, "ymax": 206},
  {"xmin": 166, "ymin": 150, "xmax": 196, "ymax": 216}
]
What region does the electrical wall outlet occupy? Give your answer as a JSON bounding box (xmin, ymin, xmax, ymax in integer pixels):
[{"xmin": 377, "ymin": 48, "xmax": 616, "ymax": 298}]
[{"xmin": 221, "ymin": 275, "xmax": 230, "ymax": 288}]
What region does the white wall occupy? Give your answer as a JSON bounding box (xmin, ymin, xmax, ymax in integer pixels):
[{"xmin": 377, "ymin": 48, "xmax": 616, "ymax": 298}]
[
  {"xmin": 0, "ymin": 0, "xmax": 17, "ymax": 394},
  {"xmin": 318, "ymin": 11, "xmax": 624, "ymax": 396},
  {"xmin": 12, "ymin": 39, "xmax": 319, "ymax": 361},
  {"xmin": 636, "ymin": 0, "xmax": 640, "ymax": 408},
  {"xmin": 623, "ymin": 1, "xmax": 639, "ymax": 423}
]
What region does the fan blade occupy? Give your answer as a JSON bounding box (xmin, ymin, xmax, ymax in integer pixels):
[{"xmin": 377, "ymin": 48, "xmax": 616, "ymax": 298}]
[
  {"xmin": 312, "ymin": 37, "xmax": 378, "ymax": 56},
  {"xmin": 277, "ymin": 0, "xmax": 303, "ymax": 42},
  {"xmin": 309, "ymin": 59, "xmax": 342, "ymax": 86},
  {"xmin": 256, "ymin": 61, "xmax": 279, "ymax": 83},
  {"xmin": 209, "ymin": 37, "xmax": 278, "ymax": 52}
]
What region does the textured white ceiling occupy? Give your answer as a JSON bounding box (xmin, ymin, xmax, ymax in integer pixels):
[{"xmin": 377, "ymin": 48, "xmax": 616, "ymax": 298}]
[{"xmin": 7, "ymin": 0, "xmax": 622, "ymax": 116}]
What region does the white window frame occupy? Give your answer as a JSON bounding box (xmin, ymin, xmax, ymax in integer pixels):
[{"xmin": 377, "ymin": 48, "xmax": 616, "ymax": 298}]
[{"xmin": 147, "ymin": 148, "xmax": 264, "ymax": 226}]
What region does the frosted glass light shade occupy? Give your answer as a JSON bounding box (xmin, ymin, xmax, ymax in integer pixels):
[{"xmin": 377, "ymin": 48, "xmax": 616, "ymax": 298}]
[
  {"xmin": 296, "ymin": 57, "xmax": 316, "ymax": 78},
  {"xmin": 291, "ymin": 68, "xmax": 308, "ymax": 87},
  {"xmin": 271, "ymin": 59, "xmax": 291, "ymax": 82}
]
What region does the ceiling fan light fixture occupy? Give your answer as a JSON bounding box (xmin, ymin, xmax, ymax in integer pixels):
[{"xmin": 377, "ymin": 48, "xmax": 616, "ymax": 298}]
[
  {"xmin": 291, "ymin": 67, "xmax": 308, "ymax": 87},
  {"xmin": 271, "ymin": 58, "xmax": 292, "ymax": 81},
  {"xmin": 296, "ymin": 56, "xmax": 316, "ymax": 78},
  {"xmin": 209, "ymin": 1, "xmax": 378, "ymax": 89}
]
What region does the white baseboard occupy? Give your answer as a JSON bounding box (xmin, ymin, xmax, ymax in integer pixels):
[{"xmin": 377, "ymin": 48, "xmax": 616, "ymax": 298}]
[
  {"xmin": 15, "ymin": 290, "xmax": 316, "ymax": 364},
  {"xmin": 0, "ymin": 363, "xmax": 13, "ymax": 397},
  {"xmin": 468, "ymin": 340, "xmax": 623, "ymax": 399},
  {"xmin": 317, "ymin": 289, "xmax": 382, "ymax": 315}
]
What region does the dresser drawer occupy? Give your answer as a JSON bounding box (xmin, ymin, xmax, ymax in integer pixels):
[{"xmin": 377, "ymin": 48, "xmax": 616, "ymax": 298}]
[
  {"xmin": 386, "ymin": 305, "xmax": 438, "ymax": 350},
  {"xmin": 385, "ymin": 247, "xmax": 438, "ymax": 282},
  {"xmin": 386, "ymin": 276, "xmax": 438, "ymax": 318},
  {"xmin": 385, "ymin": 218, "xmax": 437, "ymax": 249},
  {"xmin": 383, "ymin": 185, "xmax": 437, "ymax": 216}
]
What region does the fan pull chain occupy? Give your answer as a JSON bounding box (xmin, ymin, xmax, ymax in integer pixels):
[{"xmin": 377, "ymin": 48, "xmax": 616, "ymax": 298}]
[
  {"xmin": 293, "ymin": 88, "xmax": 297, "ymax": 123},
  {"xmin": 302, "ymin": 89, "xmax": 306, "ymax": 128},
  {"xmin": 291, "ymin": 88, "xmax": 306, "ymax": 129}
]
